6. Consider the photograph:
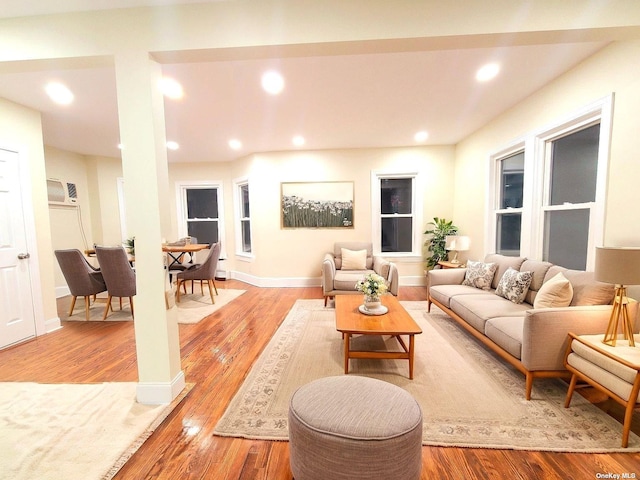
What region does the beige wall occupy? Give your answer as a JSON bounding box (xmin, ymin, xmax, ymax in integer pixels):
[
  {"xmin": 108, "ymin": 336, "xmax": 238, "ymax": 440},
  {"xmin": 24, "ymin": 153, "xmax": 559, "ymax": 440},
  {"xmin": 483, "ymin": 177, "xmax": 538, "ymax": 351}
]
[
  {"xmin": 454, "ymin": 39, "xmax": 640, "ymax": 263},
  {"xmin": 166, "ymin": 145, "xmax": 455, "ymax": 286},
  {"xmin": 0, "ymin": 98, "xmax": 57, "ymax": 331}
]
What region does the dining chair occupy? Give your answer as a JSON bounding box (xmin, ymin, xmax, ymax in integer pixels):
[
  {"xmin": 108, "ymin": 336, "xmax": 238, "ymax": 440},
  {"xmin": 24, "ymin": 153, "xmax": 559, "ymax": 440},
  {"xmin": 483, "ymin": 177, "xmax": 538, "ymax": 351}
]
[
  {"xmin": 54, "ymin": 249, "xmax": 107, "ymax": 321},
  {"xmin": 176, "ymin": 242, "xmax": 221, "ymax": 304},
  {"xmin": 94, "ymin": 245, "xmax": 136, "ymax": 320}
]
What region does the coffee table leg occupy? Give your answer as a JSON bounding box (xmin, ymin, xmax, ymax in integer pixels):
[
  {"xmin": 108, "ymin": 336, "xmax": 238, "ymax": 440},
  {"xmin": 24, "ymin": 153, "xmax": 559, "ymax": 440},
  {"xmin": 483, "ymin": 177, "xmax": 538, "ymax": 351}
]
[
  {"xmin": 409, "ymin": 334, "xmax": 415, "ymax": 380},
  {"xmin": 344, "ymin": 333, "xmax": 350, "ymax": 374}
]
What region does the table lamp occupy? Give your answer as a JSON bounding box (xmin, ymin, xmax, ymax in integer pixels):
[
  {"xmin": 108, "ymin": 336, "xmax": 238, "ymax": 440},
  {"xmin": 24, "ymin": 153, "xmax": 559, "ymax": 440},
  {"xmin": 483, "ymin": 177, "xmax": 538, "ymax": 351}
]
[
  {"xmin": 445, "ymin": 235, "xmax": 470, "ymax": 264},
  {"xmin": 594, "ymin": 246, "xmax": 640, "ymax": 347}
]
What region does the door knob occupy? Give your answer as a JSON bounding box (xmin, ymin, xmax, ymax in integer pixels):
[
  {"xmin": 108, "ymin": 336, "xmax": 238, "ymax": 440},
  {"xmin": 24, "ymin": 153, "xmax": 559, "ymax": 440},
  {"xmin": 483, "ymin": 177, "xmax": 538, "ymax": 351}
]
[{"xmin": 17, "ymin": 253, "xmax": 30, "ymax": 260}]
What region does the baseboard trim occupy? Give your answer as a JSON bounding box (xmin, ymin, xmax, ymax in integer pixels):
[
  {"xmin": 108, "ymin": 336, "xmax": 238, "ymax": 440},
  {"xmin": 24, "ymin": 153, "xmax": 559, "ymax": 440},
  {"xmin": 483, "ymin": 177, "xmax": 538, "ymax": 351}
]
[
  {"xmin": 136, "ymin": 370, "xmax": 186, "ymax": 405},
  {"xmin": 230, "ymin": 271, "xmax": 425, "ymax": 288}
]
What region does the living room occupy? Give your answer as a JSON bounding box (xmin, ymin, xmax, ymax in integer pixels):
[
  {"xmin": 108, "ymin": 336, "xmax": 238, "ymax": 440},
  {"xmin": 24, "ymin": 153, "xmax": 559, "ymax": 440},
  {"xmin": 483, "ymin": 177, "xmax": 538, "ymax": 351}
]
[{"xmin": 1, "ymin": 1, "xmax": 640, "ymax": 477}]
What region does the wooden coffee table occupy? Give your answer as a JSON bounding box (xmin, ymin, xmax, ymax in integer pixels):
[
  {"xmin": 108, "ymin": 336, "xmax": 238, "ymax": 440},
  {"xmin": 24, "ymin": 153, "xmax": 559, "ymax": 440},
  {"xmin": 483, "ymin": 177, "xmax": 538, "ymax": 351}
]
[{"xmin": 335, "ymin": 295, "xmax": 422, "ymax": 379}]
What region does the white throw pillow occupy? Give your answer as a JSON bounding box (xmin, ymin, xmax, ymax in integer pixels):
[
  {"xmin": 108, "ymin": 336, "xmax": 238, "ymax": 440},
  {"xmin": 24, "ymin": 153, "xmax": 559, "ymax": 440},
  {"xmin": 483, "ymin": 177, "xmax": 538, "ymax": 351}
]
[
  {"xmin": 462, "ymin": 260, "xmax": 498, "ymax": 290},
  {"xmin": 534, "ymin": 272, "xmax": 574, "ymax": 308},
  {"xmin": 495, "ymin": 267, "xmax": 533, "ymax": 304},
  {"xmin": 341, "ymin": 248, "xmax": 367, "ymax": 270}
]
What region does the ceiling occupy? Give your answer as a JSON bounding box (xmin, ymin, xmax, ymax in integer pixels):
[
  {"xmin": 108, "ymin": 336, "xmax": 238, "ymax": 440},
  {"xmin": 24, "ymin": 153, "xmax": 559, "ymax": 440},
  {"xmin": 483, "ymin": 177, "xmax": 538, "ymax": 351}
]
[{"xmin": 0, "ymin": 2, "xmax": 610, "ymax": 163}]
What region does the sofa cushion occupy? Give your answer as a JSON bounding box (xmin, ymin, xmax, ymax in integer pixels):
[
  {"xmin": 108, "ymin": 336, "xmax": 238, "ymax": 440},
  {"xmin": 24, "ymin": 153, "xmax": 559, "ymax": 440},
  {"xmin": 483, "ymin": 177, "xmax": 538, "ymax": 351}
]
[
  {"xmin": 451, "ymin": 294, "xmax": 528, "ymax": 333},
  {"xmin": 334, "ymin": 269, "xmax": 376, "ymax": 291},
  {"xmin": 520, "ymin": 259, "xmax": 553, "ymax": 296},
  {"xmin": 462, "ymin": 260, "xmax": 498, "ymax": 290},
  {"xmin": 495, "ymin": 267, "xmax": 533, "ymax": 304},
  {"xmin": 429, "ymin": 284, "xmax": 493, "ymax": 309},
  {"xmin": 485, "ymin": 317, "xmax": 524, "ymax": 360},
  {"xmin": 544, "ymin": 266, "xmax": 614, "ymax": 306},
  {"xmin": 533, "ymin": 272, "xmax": 573, "ymax": 309},
  {"xmin": 484, "ymin": 254, "xmax": 526, "ymax": 289},
  {"xmin": 341, "ymin": 248, "xmax": 367, "ymax": 270}
]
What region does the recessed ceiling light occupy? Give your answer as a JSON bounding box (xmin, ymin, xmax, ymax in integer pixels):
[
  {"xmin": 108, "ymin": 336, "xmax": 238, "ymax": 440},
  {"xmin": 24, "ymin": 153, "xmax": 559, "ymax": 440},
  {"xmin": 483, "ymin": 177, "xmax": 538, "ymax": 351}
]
[
  {"xmin": 166, "ymin": 141, "xmax": 179, "ymax": 150},
  {"xmin": 45, "ymin": 82, "xmax": 74, "ymax": 105},
  {"xmin": 261, "ymin": 70, "xmax": 285, "ymax": 95},
  {"xmin": 159, "ymin": 77, "xmax": 183, "ymax": 99},
  {"xmin": 476, "ymin": 63, "xmax": 500, "ymax": 82},
  {"xmin": 228, "ymin": 139, "xmax": 242, "ymax": 150},
  {"xmin": 292, "ymin": 135, "xmax": 305, "ymax": 146},
  {"xmin": 414, "ymin": 131, "xmax": 429, "ymax": 142}
]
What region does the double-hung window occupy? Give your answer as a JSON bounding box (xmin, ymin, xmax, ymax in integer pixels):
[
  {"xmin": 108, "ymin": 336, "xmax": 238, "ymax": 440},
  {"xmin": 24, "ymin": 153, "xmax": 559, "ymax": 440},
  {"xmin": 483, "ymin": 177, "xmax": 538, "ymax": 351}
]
[
  {"xmin": 488, "ymin": 96, "xmax": 611, "ymax": 270},
  {"xmin": 234, "ymin": 179, "xmax": 252, "ymax": 255},
  {"xmin": 494, "ymin": 151, "xmax": 524, "ymax": 256},
  {"xmin": 177, "ymin": 182, "xmax": 223, "ymax": 246},
  {"xmin": 372, "ymin": 172, "xmax": 422, "ymax": 255}
]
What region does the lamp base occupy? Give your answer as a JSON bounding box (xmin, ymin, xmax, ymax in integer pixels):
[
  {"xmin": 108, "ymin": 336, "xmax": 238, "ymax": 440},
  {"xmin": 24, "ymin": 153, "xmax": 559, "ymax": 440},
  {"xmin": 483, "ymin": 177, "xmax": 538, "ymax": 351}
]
[
  {"xmin": 449, "ymin": 251, "xmax": 460, "ymax": 264},
  {"xmin": 602, "ymin": 286, "xmax": 636, "ymax": 347}
]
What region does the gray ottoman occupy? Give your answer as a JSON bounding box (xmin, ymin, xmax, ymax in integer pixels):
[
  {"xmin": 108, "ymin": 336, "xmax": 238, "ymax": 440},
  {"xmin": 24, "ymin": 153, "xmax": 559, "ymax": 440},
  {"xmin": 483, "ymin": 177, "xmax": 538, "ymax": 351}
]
[{"xmin": 288, "ymin": 376, "xmax": 422, "ymax": 480}]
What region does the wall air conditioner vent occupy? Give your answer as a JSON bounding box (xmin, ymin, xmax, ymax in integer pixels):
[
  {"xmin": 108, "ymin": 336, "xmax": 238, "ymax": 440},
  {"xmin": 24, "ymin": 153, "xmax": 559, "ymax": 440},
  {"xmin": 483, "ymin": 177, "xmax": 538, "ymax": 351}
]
[{"xmin": 47, "ymin": 178, "xmax": 78, "ymax": 206}]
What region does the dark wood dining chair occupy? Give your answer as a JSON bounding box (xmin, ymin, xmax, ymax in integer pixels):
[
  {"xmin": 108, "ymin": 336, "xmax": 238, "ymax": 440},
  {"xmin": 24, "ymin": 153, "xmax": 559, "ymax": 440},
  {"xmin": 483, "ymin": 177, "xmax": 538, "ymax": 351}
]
[
  {"xmin": 94, "ymin": 245, "xmax": 136, "ymax": 320},
  {"xmin": 54, "ymin": 249, "xmax": 107, "ymax": 321},
  {"xmin": 176, "ymin": 242, "xmax": 221, "ymax": 304}
]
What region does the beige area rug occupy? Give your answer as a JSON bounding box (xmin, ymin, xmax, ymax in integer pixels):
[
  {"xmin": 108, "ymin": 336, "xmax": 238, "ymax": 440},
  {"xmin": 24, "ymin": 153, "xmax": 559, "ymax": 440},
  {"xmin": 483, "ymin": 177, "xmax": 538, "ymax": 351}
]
[
  {"xmin": 65, "ymin": 289, "xmax": 246, "ymax": 324},
  {"xmin": 213, "ymin": 299, "xmax": 640, "ymax": 452},
  {"xmin": 0, "ymin": 382, "xmax": 190, "ymax": 480}
]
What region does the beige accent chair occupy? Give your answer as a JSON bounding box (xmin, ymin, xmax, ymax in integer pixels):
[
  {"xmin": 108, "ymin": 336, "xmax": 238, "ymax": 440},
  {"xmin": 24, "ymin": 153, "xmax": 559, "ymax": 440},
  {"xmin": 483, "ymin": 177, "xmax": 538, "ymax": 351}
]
[{"xmin": 322, "ymin": 242, "xmax": 399, "ymax": 306}]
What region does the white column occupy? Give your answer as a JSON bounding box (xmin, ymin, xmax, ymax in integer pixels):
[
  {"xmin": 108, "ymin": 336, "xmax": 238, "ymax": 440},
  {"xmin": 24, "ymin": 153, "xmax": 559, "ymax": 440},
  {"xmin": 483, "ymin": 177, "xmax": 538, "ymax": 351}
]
[{"xmin": 114, "ymin": 51, "xmax": 184, "ymax": 404}]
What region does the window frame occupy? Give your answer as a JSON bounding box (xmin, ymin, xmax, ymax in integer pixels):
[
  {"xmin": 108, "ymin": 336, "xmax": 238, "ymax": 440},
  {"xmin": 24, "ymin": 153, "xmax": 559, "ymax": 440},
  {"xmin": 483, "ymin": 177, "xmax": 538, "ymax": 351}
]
[
  {"xmin": 175, "ymin": 180, "xmax": 225, "ymax": 257},
  {"xmin": 486, "ymin": 95, "xmax": 612, "ymax": 270},
  {"xmin": 233, "ymin": 177, "xmax": 253, "ymax": 259},
  {"xmin": 371, "ymin": 170, "xmax": 423, "ymax": 257}
]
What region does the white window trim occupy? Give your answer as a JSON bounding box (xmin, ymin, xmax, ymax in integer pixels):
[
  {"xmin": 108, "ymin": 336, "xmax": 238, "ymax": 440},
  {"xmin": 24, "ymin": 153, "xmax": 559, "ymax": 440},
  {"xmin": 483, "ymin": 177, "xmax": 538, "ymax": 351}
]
[
  {"xmin": 233, "ymin": 176, "xmax": 253, "ymax": 260},
  {"xmin": 175, "ymin": 180, "xmax": 226, "ymax": 258},
  {"xmin": 371, "ymin": 170, "xmax": 423, "ymax": 257},
  {"xmin": 486, "ymin": 94, "xmax": 613, "ymax": 269}
]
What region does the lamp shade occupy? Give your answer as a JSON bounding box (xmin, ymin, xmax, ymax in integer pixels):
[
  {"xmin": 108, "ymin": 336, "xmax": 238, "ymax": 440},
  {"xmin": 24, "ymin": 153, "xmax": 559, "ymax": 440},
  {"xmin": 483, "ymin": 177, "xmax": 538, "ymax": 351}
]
[
  {"xmin": 445, "ymin": 235, "xmax": 470, "ymax": 251},
  {"xmin": 594, "ymin": 246, "xmax": 640, "ymax": 285}
]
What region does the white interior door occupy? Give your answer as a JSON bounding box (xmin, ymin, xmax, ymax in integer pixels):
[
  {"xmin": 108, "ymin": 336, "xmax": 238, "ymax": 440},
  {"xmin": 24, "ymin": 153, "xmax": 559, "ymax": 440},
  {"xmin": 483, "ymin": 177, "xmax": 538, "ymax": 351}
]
[{"xmin": 0, "ymin": 148, "xmax": 36, "ymax": 349}]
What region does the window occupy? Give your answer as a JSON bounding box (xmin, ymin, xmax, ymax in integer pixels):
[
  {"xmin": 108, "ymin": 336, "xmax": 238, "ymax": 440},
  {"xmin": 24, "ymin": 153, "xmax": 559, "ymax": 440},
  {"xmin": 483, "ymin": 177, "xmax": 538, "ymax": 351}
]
[
  {"xmin": 234, "ymin": 180, "xmax": 252, "ymax": 255},
  {"xmin": 372, "ymin": 172, "xmax": 422, "ymax": 255},
  {"xmin": 541, "ymin": 123, "xmax": 600, "ymax": 270},
  {"xmin": 494, "ymin": 151, "xmax": 524, "ymax": 256},
  {"xmin": 487, "ymin": 96, "xmax": 611, "ymax": 270},
  {"xmin": 177, "ymin": 182, "xmax": 224, "ymax": 246}
]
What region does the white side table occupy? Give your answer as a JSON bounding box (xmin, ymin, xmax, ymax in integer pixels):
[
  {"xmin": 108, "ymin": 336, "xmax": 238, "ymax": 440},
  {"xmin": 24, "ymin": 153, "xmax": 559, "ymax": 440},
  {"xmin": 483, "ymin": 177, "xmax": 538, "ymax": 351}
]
[{"xmin": 564, "ymin": 332, "xmax": 640, "ymax": 447}]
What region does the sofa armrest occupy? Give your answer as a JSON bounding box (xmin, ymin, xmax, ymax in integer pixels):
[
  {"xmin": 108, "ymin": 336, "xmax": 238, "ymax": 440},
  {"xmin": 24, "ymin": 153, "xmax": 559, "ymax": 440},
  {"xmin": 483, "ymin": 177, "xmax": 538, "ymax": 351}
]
[
  {"xmin": 427, "ymin": 268, "xmax": 466, "ymax": 289},
  {"xmin": 321, "ymin": 253, "xmax": 336, "ymax": 295},
  {"xmin": 372, "ymin": 256, "xmax": 398, "ymax": 296},
  {"xmin": 521, "ymin": 302, "xmax": 639, "ymax": 371}
]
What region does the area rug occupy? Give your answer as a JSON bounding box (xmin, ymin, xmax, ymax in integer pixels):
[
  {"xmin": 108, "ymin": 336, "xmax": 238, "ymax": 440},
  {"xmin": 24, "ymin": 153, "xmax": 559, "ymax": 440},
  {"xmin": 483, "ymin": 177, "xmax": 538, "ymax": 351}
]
[
  {"xmin": 0, "ymin": 381, "xmax": 191, "ymax": 480},
  {"xmin": 65, "ymin": 289, "xmax": 245, "ymax": 324},
  {"xmin": 213, "ymin": 299, "xmax": 640, "ymax": 452}
]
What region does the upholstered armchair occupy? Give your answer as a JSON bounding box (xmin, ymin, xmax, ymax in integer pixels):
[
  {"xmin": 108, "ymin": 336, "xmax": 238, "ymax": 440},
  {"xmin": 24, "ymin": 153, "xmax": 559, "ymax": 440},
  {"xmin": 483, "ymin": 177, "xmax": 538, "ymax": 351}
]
[
  {"xmin": 322, "ymin": 242, "xmax": 399, "ymax": 306},
  {"xmin": 54, "ymin": 249, "xmax": 107, "ymax": 321},
  {"xmin": 95, "ymin": 246, "xmax": 136, "ymax": 320}
]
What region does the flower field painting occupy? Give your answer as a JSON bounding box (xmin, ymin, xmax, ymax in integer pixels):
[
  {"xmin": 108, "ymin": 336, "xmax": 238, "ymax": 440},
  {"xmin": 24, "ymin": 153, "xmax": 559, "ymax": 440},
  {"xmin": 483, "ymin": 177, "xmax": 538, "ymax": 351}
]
[{"xmin": 281, "ymin": 181, "xmax": 354, "ymax": 228}]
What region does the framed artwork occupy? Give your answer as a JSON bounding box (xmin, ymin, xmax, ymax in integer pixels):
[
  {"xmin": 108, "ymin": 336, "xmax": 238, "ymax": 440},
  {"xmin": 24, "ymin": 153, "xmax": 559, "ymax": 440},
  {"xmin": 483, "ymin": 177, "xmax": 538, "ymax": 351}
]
[{"xmin": 281, "ymin": 181, "xmax": 354, "ymax": 228}]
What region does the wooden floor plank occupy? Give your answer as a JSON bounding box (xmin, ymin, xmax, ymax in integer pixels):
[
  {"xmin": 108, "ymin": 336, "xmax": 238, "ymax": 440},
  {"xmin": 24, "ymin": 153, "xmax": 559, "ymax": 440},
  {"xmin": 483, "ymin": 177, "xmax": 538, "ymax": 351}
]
[{"xmin": 0, "ymin": 280, "xmax": 638, "ymax": 479}]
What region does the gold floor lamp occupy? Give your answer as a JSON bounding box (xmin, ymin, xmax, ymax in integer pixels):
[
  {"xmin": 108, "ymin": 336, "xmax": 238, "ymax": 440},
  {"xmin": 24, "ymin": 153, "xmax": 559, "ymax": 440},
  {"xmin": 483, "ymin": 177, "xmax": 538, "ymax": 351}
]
[{"xmin": 594, "ymin": 246, "xmax": 640, "ymax": 347}]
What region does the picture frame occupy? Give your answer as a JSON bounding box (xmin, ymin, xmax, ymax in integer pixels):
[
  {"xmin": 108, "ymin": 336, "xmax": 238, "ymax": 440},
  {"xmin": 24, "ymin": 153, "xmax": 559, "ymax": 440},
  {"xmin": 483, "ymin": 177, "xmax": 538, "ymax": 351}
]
[{"xmin": 281, "ymin": 181, "xmax": 354, "ymax": 229}]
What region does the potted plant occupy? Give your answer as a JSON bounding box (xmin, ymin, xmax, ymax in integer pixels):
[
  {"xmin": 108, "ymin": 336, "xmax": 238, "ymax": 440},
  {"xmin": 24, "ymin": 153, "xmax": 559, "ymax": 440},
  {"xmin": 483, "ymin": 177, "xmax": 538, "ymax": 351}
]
[
  {"xmin": 424, "ymin": 217, "xmax": 458, "ymax": 269},
  {"xmin": 124, "ymin": 236, "xmax": 135, "ymax": 256}
]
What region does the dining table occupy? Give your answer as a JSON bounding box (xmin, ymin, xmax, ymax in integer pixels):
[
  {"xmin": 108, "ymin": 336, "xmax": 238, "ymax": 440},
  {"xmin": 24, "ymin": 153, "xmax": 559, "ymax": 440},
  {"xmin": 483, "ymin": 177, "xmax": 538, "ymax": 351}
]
[{"xmin": 84, "ymin": 243, "xmax": 210, "ymax": 268}]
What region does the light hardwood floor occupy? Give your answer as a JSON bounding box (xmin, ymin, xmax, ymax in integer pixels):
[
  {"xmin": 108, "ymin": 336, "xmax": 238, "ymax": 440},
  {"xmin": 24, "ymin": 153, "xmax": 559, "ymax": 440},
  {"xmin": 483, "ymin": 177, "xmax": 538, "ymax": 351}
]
[{"xmin": 0, "ymin": 280, "xmax": 638, "ymax": 479}]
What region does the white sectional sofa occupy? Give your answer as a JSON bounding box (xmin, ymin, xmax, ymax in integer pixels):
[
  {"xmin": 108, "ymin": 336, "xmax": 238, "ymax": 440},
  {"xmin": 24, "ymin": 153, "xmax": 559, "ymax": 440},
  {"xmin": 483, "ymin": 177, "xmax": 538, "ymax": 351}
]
[{"xmin": 427, "ymin": 254, "xmax": 638, "ymax": 400}]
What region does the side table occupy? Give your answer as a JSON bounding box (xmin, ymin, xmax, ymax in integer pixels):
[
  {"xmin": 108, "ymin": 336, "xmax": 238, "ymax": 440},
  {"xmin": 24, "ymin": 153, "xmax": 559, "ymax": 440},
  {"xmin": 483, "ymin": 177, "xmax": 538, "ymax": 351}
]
[
  {"xmin": 437, "ymin": 260, "xmax": 465, "ymax": 269},
  {"xmin": 564, "ymin": 332, "xmax": 640, "ymax": 447}
]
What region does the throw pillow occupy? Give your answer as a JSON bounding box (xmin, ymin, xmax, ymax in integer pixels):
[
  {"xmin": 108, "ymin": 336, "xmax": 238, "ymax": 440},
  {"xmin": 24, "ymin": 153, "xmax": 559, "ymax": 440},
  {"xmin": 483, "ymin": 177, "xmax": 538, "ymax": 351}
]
[
  {"xmin": 495, "ymin": 267, "xmax": 533, "ymax": 304},
  {"xmin": 341, "ymin": 248, "xmax": 367, "ymax": 270},
  {"xmin": 462, "ymin": 261, "xmax": 498, "ymax": 290},
  {"xmin": 534, "ymin": 272, "xmax": 574, "ymax": 308}
]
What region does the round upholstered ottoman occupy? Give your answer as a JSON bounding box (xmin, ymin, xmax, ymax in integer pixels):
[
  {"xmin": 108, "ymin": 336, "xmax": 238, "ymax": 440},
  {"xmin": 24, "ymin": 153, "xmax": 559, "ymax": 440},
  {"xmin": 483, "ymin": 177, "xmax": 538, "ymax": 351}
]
[{"xmin": 288, "ymin": 376, "xmax": 422, "ymax": 480}]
